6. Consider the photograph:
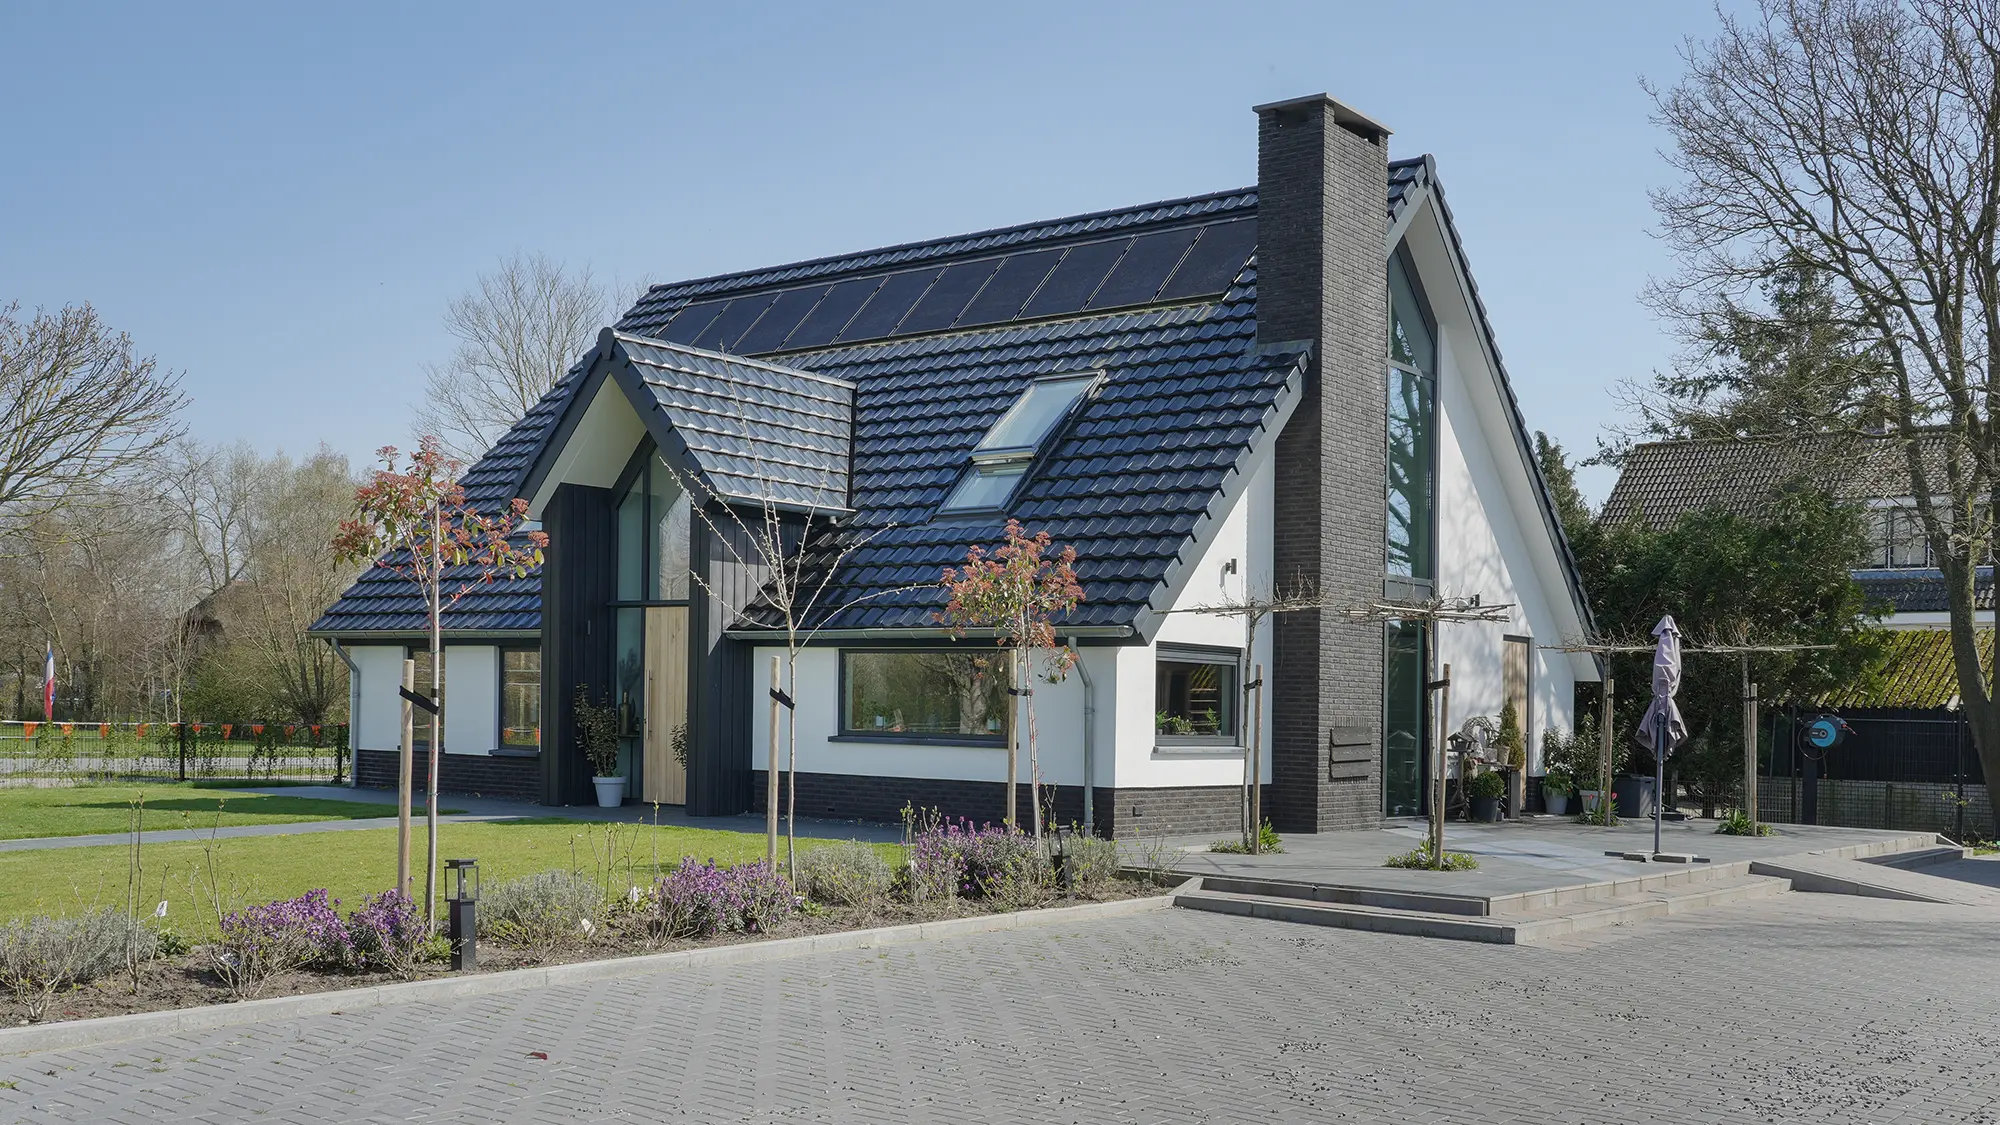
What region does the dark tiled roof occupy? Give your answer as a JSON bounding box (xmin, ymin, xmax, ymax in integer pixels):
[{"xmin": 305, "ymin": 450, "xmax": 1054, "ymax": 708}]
[
  {"xmin": 310, "ymin": 368, "xmax": 581, "ymax": 636},
  {"xmin": 315, "ymin": 156, "xmax": 1507, "ymax": 638},
  {"xmin": 613, "ymin": 333, "xmax": 853, "ymax": 511},
  {"xmin": 1602, "ymin": 433, "xmax": 1958, "ymax": 526},
  {"xmin": 1852, "ymin": 568, "xmax": 1992, "ymax": 614}
]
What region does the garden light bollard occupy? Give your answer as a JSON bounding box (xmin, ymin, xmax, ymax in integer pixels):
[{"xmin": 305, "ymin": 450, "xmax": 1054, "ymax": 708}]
[{"xmin": 445, "ymin": 858, "xmax": 479, "ymax": 971}]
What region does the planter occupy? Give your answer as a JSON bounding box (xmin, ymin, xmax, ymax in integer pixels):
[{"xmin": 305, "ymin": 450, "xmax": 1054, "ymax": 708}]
[
  {"xmin": 1613, "ymin": 776, "xmax": 1656, "ymax": 819},
  {"xmin": 1544, "ymin": 792, "xmax": 1570, "ymax": 816},
  {"xmin": 593, "ymin": 775, "xmax": 626, "ymax": 808},
  {"xmin": 1470, "ymin": 795, "xmax": 1502, "ymax": 823},
  {"xmin": 1580, "ymin": 790, "xmax": 1601, "ymax": 813}
]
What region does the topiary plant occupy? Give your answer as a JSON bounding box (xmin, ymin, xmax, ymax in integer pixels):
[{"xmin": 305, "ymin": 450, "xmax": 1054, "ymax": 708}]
[{"xmin": 1468, "ymin": 769, "xmax": 1507, "ymax": 799}]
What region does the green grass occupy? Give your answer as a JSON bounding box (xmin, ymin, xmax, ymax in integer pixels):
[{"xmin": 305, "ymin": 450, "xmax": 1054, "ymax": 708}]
[
  {"xmin": 0, "ymin": 820, "xmax": 902, "ymax": 935},
  {"xmin": 0, "ymin": 784, "xmax": 444, "ymax": 840}
]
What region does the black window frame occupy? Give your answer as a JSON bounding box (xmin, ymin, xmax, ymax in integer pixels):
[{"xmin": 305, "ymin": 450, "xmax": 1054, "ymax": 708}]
[
  {"xmin": 834, "ymin": 648, "xmax": 1012, "ymax": 747},
  {"xmin": 498, "ymin": 645, "xmax": 542, "ymax": 753},
  {"xmin": 1153, "ymin": 643, "xmax": 1244, "ymax": 749}
]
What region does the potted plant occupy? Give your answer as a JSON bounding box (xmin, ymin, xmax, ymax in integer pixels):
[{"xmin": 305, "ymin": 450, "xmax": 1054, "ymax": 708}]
[
  {"xmin": 574, "ymin": 686, "xmax": 624, "ymax": 808},
  {"xmin": 1542, "ymin": 769, "xmax": 1573, "ymax": 816},
  {"xmin": 1467, "ymin": 769, "xmax": 1506, "ymax": 823},
  {"xmin": 1496, "ymin": 701, "xmax": 1526, "ymax": 818}
]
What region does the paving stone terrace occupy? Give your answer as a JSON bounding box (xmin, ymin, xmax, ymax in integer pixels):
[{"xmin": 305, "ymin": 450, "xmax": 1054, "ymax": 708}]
[
  {"xmin": 1158, "ymin": 817, "xmax": 1934, "ymax": 905},
  {"xmin": 6, "ymin": 876, "xmax": 2000, "ymax": 1123}
]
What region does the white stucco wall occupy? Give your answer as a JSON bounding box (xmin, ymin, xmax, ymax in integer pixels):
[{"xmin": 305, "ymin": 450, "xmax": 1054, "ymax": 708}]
[
  {"xmin": 525, "ymin": 371, "xmax": 648, "ymax": 518},
  {"xmin": 1406, "ymin": 198, "xmax": 1591, "ymax": 771},
  {"xmin": 350, "ymin": 644, "xmax": 405, "ymax": 753},
  {"xmin": 443, "ymin": 645, "xmax": 499, "ymax": 754},
  {"xmin": 347, "ymin": 643, "xmax": 502, "ymax": 755}
]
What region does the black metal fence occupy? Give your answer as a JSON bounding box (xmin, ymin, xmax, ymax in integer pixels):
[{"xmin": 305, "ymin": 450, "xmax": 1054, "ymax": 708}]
[{"xmin": 1760, "ymin": 707, "xmax": 1988, "ymax": 839}]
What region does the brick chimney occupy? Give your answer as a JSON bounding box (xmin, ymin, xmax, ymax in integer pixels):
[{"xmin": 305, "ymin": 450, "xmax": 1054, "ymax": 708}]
[{"xmin": 1255, "ymin": 94, "xmax": 1392, "ymax": 833}]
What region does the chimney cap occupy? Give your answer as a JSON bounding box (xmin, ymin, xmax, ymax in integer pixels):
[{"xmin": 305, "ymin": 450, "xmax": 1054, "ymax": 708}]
[{"xmin": 1252, "ymin": 93, "xmax": 1391, "ymax": 142}]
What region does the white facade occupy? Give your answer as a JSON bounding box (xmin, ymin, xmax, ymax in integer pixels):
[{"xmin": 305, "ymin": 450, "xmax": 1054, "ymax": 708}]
[{"xmin": 347, "ymin": 642, "xmax": 505, "ymax": 755}]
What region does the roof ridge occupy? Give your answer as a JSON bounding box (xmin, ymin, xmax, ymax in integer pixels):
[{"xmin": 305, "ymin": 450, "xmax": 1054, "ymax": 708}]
[{"xmin": 640, "ymin": 187, "xmax": 1259, "ymax": 301}]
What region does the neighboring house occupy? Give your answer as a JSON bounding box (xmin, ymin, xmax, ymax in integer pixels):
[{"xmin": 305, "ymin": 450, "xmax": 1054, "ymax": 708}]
[{"xmin": 311, "ymin": 94, "xmax": 1597, "ymax": 835}]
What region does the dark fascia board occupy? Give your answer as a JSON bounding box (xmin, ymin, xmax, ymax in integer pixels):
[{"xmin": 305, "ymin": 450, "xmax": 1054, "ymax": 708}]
[
  {"xmin": 1129, "ymin": 342, "xmax": 1312, "ymax": 641},
  {"xmin": 602, "ymin": 332, "xmax": 856, "ymax": 518},
  {"xmin": 1392, "ymin": 170, "xmax": 1600, "ymax": 651}
]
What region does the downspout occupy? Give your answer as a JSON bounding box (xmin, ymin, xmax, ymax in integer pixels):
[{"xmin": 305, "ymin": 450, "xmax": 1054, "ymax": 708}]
[
  {"xmin": 326, "ymin": 638, "xmax": 360, "ymax": 788},
  {"xmin": 1068, "ymin": 636, "xmax": 1096, "ymax": 836}
]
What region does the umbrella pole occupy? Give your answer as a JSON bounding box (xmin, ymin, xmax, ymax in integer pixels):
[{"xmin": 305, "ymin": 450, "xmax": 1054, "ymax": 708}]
[{"xmin": 1653, "ymin": 708, "xmax": 1666, "ymax": 857}]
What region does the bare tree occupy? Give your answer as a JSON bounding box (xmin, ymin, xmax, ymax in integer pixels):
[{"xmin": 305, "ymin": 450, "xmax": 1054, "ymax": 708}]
[
  {"xmin": 0, "ymin": 303, "xmax": 186, "ymax": 540},
  {"xmin": 1647, "ymin": 0, "xmax": 2000, "ymax": 826},
  {"xmin": 415, "ymin": 253, "xmax": 614, "ymax": 462}
]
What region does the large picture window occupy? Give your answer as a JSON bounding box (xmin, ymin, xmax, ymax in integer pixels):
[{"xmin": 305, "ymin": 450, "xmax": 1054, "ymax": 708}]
[
  {"xmin": 502, "ymin": 649, "xmax": 540, "ymax": 748},
  {"xmin": 841, "ymin": 651, "xmax": 1010, "ymax": 742},
  {"xmin": 1155, "ymin": 647, "xmax": 1239, "ymax": 743},
  {"xmin": 1386, "ymin": 251, "xmax": 1436, "ymax": 583}
]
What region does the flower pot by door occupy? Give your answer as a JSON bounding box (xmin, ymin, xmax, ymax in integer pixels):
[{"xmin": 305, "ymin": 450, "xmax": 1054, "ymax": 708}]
[
  {"xmin": 593, "ymin": 776, "xmax": 626, "ymax": 808},
  {"xmin": 1545, "ymin": 792, "xmax": 1569, "ymax": 816},
  {"xmin": 1471, "ymin": 795, "xmax": 1502, "ymax": 823}
]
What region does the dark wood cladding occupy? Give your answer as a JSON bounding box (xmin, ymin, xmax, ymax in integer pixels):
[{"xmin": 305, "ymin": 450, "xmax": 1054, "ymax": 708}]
[
  {"xmin": 540, "ymin": 482, "xmax": 616, "ymax": 806},
  {"xmin": 686, "ymin": 509, "xmax": 786, "ymax": 816}
]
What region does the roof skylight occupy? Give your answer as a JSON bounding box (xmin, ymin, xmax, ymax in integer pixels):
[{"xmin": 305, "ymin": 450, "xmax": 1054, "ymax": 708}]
[{"xmin": 939, "ymin": 371, "xmax": 1102, "ymax": 515}]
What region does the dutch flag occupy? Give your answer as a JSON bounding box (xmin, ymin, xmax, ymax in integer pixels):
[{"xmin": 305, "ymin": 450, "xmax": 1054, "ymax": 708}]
[{"xmin": 42, "ymin": 643, "xmax": 54, "ymax": 722}]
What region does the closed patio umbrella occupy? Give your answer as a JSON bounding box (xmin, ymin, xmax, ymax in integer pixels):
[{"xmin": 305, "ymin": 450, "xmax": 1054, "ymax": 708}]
[{"xmin": 1633, "ymin": 615, "xmax": 1687, "ymax": 855}]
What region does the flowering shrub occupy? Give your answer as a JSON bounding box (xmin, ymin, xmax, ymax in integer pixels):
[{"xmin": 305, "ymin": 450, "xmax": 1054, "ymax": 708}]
[
  {"xmin": 214, "ymin": 890, "xmax": 350, "ymax": 998},
  {"xmin": 725, "ymin": 862, "xmax": 796, "ymax": 933},
  {"xmin": 647, "ymin": 858, "xmax": 799, "ymax": 941},
  {"xmin": 903, "ymin": 817, "xmax": 967, "ymax": 907},
  {"xmin": 901, "ymin": 815, "xmax": 1067, "ymax": 906},
  {"xmin": 347, "ymin": 889, "xmax": 433, "ymax": 978},
  {"xmin": 798, "ymin": 841, "xmax": 893, "ymax": 908}
]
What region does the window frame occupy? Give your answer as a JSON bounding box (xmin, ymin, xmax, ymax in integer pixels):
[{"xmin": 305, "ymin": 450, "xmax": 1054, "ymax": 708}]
[
  {"xmin": 937, "ymin": 370, "xmax": 1104, "ymax": 517},
  {"xmin": 497, "ymin": 645, "xmax": 542, "ymax": 754},
  {"xmin": 834, "ymin": 648, "xmax": 1012, "ymax": 747},
  {"xmin": 1384, "ymin": 245, "xmax": 1439, "ymax": 590},
  {"xmin": 1153, "ymin": 643, "xmax": 1245, "ymax": 750}
]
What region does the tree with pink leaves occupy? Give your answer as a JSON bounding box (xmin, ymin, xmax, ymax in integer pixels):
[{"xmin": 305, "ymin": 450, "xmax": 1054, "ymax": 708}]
[{"xmin": 333, "ymin": 436, "xmax": 545, "ymax": 921}]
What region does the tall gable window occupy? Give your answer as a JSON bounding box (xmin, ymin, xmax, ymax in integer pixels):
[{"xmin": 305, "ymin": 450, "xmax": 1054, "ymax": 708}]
[
  {"xmin": 939, "ymin": 372, "xmax": 1101, "ymax": 514},
  {"xmin": 1386, "ymin": 251, "xmax": 1436, "ymax": 584}
]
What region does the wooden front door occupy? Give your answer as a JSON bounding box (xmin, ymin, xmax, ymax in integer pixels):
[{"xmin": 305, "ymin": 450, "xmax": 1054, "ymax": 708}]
[{"xmin": 643, "ymin": 605, "xmax": 688, "ymax": 805}]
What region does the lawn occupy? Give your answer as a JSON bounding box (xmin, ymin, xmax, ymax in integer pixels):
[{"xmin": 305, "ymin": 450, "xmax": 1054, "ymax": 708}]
[
  {"xmin": 0, "ymin": 784, "xmax": 447, "ymax": 841},
  {"xmin": 0, "ymin": 819, "xmax": 902, "ymax": 935}
]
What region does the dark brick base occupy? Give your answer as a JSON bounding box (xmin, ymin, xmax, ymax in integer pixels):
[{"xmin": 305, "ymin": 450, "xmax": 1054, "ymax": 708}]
[
  {"xmin": 751, "ymin": 770, "xmax": 1243, "ymax": 839},
  {"xmin": 355, "ymin": 747, "xmax": 543, "ymax": 804}
]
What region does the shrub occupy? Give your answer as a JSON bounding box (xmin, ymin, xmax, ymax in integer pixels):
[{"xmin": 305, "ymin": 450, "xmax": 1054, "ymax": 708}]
[
  {"xmin": 798, "ymin": 841, "xmax": 894, "ymax": 908},
  {"xmin": 903, "ymin": 824, "xmax": 966, "ymax": 908},
  {"xmin": 213, "ymin": 890, "xmax": 349, "ymax": 998},
  {"xmin": 481, "ymin": 870, "xmax": 603, "ymax": 961},
  {"xmin": 1468, "ymin": 770, "xmax": 1506, "ymax": 799},
  {"xmin": 725, "ymin": 862, "xmax": 797, "ymax": 933},
  {"xmin": 953, "ymin": 824, "xmax": 1041, "ymax": 897},
  {"xmin": 1715, "ymin": 810, "xmax": 1775, "ymax": 837},
  {"xmin": 1210, "ymin": 820, "xmax": 1285, "ymax": 854},
  {"xmin": 1384, "ymin": 842, "xmax": 1480, "ymax": 871},
  {"xmin": 1542, "ymin": 770, "xmax": 1574, "ymax": 797},
  {"xmin": 650, "ymin": 858, "xmax": 731, "ymax": 941},
  {"xmin": 0, "ymin": 908, "xmax": 153, "ymax": 1021},
  {"xmin": 347, "ymin": 889, "xmax": 434, "ymax": 978},
  {"xmin": 1060, "ymin": 834, "xmax": 1121, "ymax": 898}
]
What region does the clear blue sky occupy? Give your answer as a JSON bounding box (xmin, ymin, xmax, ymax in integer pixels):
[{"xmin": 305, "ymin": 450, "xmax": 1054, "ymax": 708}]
[{"xmin": 0, "ymin": 1, "xmax": 1730, "ymax": 502}]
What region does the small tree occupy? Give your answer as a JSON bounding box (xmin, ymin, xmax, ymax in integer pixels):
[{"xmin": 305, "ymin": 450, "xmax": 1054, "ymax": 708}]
[
  {"xmin": 940, "ymin": 521, "xmax": 1084, "ymax": 837},
  {"xmin": 332, "ymin": 436, "xmax": 544, "ymax": 921}
]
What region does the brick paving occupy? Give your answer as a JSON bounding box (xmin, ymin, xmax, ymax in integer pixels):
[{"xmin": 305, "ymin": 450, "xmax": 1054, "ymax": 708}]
[{"xmin": 4, "ymin": 892, "xmax": 1999, "ymax": 1123}]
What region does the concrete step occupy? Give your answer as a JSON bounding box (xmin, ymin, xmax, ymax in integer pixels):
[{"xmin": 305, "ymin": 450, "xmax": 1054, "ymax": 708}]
[
  {"xmin": 1751, "ymin": 853, "xmax": 2000, "ymax": 906},
  {"xmin": 1863, "ymin": 844, "xmax": 1972, "ymax": 871},
  {"xmin": 1173, "ymin": 874, "xmax": 1793, "ymax": 944},
  {"xmin": 1194, "ymin": 874, "xmax": 1491, "ymax": 916}
]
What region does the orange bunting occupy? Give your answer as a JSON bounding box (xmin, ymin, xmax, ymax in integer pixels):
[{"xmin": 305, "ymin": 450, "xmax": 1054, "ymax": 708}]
[
  {"xmin": 250, "ymin": 724, "xmax": 264, "ymax": 736},
  {"xmin": 136, "ymin": 723, "xmax": 149, "ymax": 738},
  {"xmin": 99, "ymin": 724, "xmax": 111, "ymax": 739},
  {"xmin": 285, "ymin": 725, "xmax": 296, "ymax": 739},
  {"xmin": 310, "ymin": 725, "xmax": 321, "ymax": 737},
  {"xmin": 21, "ymin": 722, "xmax": 37, "ymax": 738},
  {"xmin": 59, "ymin": 723, "xmax": 73, "ymax": 736},
  {"xmin": 221, "ymin": 724, "xmax": 233, "ymax": 740},
  {"xmin": 192, "ymin": 723, "xmax": 203, "ymax": 734}
]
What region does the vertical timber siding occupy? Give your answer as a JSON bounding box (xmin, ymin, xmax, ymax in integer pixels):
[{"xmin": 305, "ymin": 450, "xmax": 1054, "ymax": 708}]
[
  {"xmin": 1257, "ymin": 96, "xmax": 1392, "ymax": 833},
  {"xmin": 540, "ymin": 483, "xmax": 615, "ymax": 806}
]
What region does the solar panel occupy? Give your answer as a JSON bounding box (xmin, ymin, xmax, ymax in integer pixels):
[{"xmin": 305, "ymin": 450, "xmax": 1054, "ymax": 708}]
[
  {"xmin": 658, "ymin": 299, "xmax": 728, "ymax": 345},
  {"xmin": 1157, "ymin": 218, "xmax": 1257, "ymax": 300},
  {"xmin": 691, "ymin": 295, "xmax": 775, "ymax": 352},
  {"xmin": 784, "ymin": 277, "xmax": 883, "ymax": 350},
  {"xmin": 1019, "ymin": 239, "xmax": 1130, "ymax": 319},
  {"xmin": 1086, "ymin": 227, "xmax": 1201, "ymax": 309},
  {"xmin": 957, "ymin": 248, "xmax": 1062, "ymax": 326},
  {"xmin": 730, "ymin": 285, "xmax": 829, "ymax": 354},
  {"xmin": 835, "ymin": 268, "xmax": 941, "ymax": 342},
  {"xmin": 895, "ymin": 259, "xmax": 1002, "ymax": 335}
]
